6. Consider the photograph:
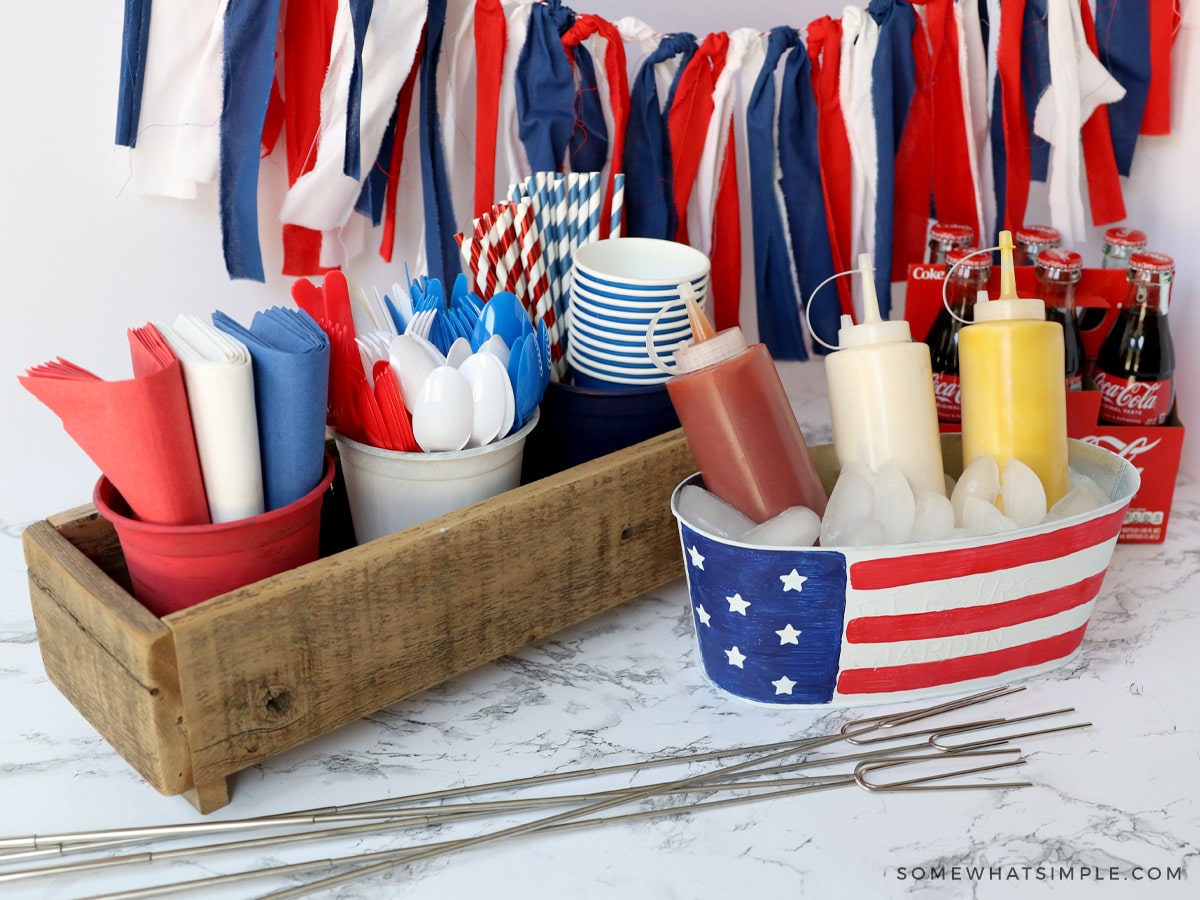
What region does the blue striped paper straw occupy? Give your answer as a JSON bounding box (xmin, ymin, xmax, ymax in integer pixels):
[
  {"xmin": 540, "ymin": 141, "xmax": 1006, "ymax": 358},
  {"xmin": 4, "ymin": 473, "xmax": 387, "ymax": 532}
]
[
  {"xmin": 552, "ymin": 173, "xmax": 571, "ymax": 308},
  {"xmin": 609, "ymin": 172, "xmax": 625, "ymax": 238},
  {"xmin": 585, "ymin": 171, "xmax": 601, "ymax": 246}
]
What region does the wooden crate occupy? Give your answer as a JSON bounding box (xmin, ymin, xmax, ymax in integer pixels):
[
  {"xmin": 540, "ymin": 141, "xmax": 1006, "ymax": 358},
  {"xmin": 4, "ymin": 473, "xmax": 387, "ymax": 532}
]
[{"xmin": 22, "ymin": 430, "xmax": 698, "ymax": 814}]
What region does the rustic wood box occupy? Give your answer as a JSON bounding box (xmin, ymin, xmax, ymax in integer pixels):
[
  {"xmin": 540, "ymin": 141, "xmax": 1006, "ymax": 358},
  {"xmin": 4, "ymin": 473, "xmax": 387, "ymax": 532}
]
[{"xmin": 22, "ymin": 430, "xmax": 698, "ymax": 814}]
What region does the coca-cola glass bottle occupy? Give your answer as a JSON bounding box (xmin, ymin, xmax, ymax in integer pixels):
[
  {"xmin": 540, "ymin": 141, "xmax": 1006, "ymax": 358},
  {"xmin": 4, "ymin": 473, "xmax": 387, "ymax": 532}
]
[
  {"xmin": 1094, "ymin": 251, "xmax": 1176, "ymax": 426},
  {"xmin": 927, "ymin": 223, "xmax": 974, "ymax": 266},
  {"xmin": 925, "ymin": 247, "xmax": 990, "ymax": 423},
  {"xmin": 1013, "ymin": 224, "xmax": 1061, "ymax": 266},
  {"xmin": 1083, "ymin": 227, "xmax": 1148, "ymax": 331},
  {"xmin": 1034, "ymin": 249, "xmax": 1085, "ymax": 391},
  {"xmin": 1100, "ymin": 227, "xmax": 1147, "ymax": 268}
]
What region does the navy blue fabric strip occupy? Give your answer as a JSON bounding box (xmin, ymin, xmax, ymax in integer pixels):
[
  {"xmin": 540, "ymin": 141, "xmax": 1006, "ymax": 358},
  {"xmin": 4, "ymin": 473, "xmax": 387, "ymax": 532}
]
[
  {"xmin": 867, "ymin": 0, "xmax": 915, "ymax": 319},
  {"xmin": 344, "ymin": 0, "xmax": 375, "ymax": 179},
  {"xmin": 1020, "ymin": 0, "xmax": 1051, "ymax": 183},
  {"xmin": 219, "ymin": 0, "xmax": 284, "ymax": 281},
  {"xmin": 569, "ymin": 44, "xmax": 609, "ymax": 173},
  {"xmin": 418, "ymin": 0, "xmax": 461, "ymax": 286},
  {"xmin": 747, "ymin": 26, "xmax": 808, "ymax": 361},
  {"xmin": 515, "ymin": 0, "xmax": 576, "ymax": 172},
  {"xmin": 1094, "ymin": 0, "xmax": 1151, "ymax": 176},
  {"xmin": 779, "ymin": 39, "xmax": 840, "ymax": 355},
  {"xmin": 115, "ymin": 0, "xmax": 153, "ymax": 147}
]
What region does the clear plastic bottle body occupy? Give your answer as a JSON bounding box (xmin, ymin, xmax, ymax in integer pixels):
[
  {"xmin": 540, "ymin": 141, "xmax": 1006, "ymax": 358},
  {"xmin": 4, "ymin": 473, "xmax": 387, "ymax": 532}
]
[
  {"xmin": 925, "ymin": 249, "xmax": 990, "ymax": 423},
  {"xmin": 667, "ymin": 341, "xmax": 828, "ymax": 522},
  {"xmin": 1034, "ymin": 249, "xmax": 1084, "ymax": 391},
  {"xmin": 959, "ymin": 318, "xmax": 1070, "ymax": 507},
  {"xmin": 1094, "ymin": 252, "xmax": 1176, "ymax": 426},
  {"xmin": 825, "ymin": 340, "xmax": 945, "ymax": 497}
]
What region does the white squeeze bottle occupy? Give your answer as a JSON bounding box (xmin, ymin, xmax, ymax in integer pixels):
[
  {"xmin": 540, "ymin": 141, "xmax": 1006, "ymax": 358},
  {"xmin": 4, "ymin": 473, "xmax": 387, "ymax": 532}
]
[{"xmin": 824, "ymin": 253, "xmax": 946, "ymax": 497}]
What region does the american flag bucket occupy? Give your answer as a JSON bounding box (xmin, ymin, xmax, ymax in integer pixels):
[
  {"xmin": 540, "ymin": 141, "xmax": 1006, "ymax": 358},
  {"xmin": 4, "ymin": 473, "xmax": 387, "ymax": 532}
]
[{"xmin": 670, "ymin": 437, "xmax": 1140, "ymax": 707}]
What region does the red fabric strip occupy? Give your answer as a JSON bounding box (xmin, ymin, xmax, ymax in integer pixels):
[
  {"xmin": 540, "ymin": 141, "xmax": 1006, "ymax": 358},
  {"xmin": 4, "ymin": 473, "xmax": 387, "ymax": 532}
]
[
  {"xmin": 563, "ymin": 14, "xmax": 630, "ymax": 239},
  {"xmin": 281, "ymin": 0, "xmax": 338, "ymax": 276},
  {"xmin": 891, "ymin": 6, "xmax": 937, "ymax": 280},
  {"xmin": 848, "ymin": 507, "xmax": 1125, "ymax": 590},
  {"xmin": 668, "ymin": 32, "xmax": 728, "ymax": 247},
  {"xmin": 845, "ymin": 571, "xmax": 1106, "ymax": 643},
  {"xmin": 473, "ymin": 0, "xmax": 506, "ymax": 215},
  {"xmin": 1077, "ymin": 0, "xmax": 1126, "ymax": 226},
  {"xmin": 380, "ymin": 30, "xmax": 425, "ymax": 263},
  {"xmin": 711, "ymin": 120, "xmax": 741, "ymax": 330},
  {"xmin": 836, "ymin": 624, "xmax": 1089, "ymax": 694},
  {"xmin": 1140, "ymin": 1, "xmax": 1179, "ymax": 135},
  {"xmin": 925, "ymin": 0, "xmax": 983, "ymax": 245},
  {"xmin": 996, "ymin": 0, "xmax": 1030, "ymax": 232},
  {"xmin": 805, "ymin": 18, "xmax": 854, "ymax": 319}
]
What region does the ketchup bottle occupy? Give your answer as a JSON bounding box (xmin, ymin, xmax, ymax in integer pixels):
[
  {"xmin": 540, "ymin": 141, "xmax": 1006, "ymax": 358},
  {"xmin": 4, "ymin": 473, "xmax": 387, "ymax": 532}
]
[
  {"xmin": 1094, "ymin": 252, "xmax": 1176, "ymax": 426},
  {"xmin": 660, "ymin": 290, "xmax": 828, "ymax": 522}
]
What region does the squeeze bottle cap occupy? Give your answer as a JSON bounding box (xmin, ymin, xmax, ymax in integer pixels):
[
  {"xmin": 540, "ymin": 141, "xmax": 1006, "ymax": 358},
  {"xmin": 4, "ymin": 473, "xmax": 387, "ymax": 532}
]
[
  {"xmin": 972, "ymin": 230, "xmax": 1045, "ymax": 322},
  {"xmin": 668, "ymin": 282, "xmax": 748, "ymax": 373},
  {"xmin": 835, "ymin": 253, "xmax": 912, "ymax": 347}
]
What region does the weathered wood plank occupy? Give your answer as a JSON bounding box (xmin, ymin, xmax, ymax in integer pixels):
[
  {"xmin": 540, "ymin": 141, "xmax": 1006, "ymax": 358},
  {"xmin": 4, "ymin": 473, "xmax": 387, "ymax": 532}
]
[
  {"xmin": 23, "ymin": 520, "xmax": 193, "ymax": 795},
  {"xmin": 165, "ymin": 430, "xmax": 698, "ymax": 788}
]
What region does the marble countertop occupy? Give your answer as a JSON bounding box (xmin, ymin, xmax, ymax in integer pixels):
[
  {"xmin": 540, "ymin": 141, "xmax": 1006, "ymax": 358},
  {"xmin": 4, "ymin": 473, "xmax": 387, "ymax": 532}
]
[{"xmin": 1, "ymin": 360, "xmax": 1196, "ymax": 899}]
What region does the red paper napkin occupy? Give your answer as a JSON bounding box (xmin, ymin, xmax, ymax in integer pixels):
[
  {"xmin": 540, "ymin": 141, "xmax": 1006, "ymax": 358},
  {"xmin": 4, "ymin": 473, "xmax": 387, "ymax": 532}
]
[{"xmin": 19, "ymin": 324, "xmax": 211, "ymax": 525}]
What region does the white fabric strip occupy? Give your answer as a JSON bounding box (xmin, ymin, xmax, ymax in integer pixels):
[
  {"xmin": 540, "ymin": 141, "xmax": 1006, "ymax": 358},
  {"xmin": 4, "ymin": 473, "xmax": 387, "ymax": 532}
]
[{"xmin": 839, "ymin": 5, "xmax": 879, "ymax": 321}]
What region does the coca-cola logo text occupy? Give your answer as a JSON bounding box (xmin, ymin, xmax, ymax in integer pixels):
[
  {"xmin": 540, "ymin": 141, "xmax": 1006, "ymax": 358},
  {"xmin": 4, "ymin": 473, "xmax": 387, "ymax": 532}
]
[
  {"xmin": 932, "ymin": 378, "xmax": 961, "ymax": 404},
  {"xmin": 1094, "ymin": 377, "xmax": 1164, "ymax": 412},
  {"xmin": 911, "ymin": 266, "xmax": 946, "ymax": 280}
]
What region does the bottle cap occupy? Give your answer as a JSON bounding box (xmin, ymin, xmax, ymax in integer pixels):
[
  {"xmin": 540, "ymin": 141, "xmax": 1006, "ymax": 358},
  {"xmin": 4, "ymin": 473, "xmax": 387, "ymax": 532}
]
[
  {"xmin": 1014, "ymin": 224, "xmax": 1061, "ymax": 245},
  {"xmin": 1128, "ymin": 251, "xmax": 1175, "ymax": 275},
  {"xmin": 946, "ymin": 246, "xmax": 992, "ymax": 271},
  {"xmin": 929, "ymin": 223, "xmax": 974, "ymax": 244},
  {"xmin": 666, "ymin": 282, "xmax": 748, "ymax": 373},
  {"xmin": 973, "ymin": 230, "xmax": 1045, "ymax": 322},
  {"xmin": 1035, "ymin": 248, "xmax": 1083, "ymax": 273},
  {"xmin": 1103, "ymin": 227, "xmax": 1147, "ymax": 249},
  {"xmin": 835, "ymin": 253, "xmax": 912, "ymax": 347}
]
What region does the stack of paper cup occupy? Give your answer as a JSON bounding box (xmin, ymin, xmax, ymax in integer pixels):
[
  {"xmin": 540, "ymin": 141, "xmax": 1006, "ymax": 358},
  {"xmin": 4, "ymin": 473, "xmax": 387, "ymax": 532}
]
[{"xmin": 565, "ymin": 239, "xmax": 711, "ymax": 389}]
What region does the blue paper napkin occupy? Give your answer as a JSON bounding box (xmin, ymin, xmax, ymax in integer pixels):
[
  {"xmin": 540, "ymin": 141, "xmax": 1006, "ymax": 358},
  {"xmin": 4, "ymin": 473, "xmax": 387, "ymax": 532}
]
[{"xmin": 213, "ymin": 307, "xmax": 330, "ymax": 510}]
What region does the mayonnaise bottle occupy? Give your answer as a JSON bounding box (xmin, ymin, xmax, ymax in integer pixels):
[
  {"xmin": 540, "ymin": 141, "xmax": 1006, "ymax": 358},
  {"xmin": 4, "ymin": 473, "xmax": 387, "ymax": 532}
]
[
  {"xmin": 958, "ymin": 230, "xmax": 1069, "ymax": 507},
  {"xmin": 823, "ymin": 253, "xmax": 946, "ymax": 497}
]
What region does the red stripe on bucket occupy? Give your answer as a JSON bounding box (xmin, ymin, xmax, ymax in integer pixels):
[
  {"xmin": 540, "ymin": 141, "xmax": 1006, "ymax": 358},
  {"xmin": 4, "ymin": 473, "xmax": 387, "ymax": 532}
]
[
  {"xmin": 847, "ymin": 508, "xmax": 1125, "ymax": 590},
  {"xmin": 835, "ymin": 625, "xmax": 1089, "ymax": 695},
  {"xmin": 845, "ymin": 571, "xmax": 1107, "ymax": 643}
]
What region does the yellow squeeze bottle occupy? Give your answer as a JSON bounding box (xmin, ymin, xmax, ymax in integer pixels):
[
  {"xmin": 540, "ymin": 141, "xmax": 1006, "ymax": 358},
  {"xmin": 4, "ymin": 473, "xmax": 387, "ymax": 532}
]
[{"xmin": 958, "ymin": 230, "xmax": 1069, "ymax": 507}]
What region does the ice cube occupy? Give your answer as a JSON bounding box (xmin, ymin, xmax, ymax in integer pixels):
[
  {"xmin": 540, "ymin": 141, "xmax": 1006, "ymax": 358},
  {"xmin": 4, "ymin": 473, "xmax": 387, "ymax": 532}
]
[
  {"xmin": 676, "ymin": 484, "xmax": 755, "ymax": 539},
  {"xmin": 909, "ymin": 491, "xmax": 956, "ymax": 543},
  {"xmin": 838, "ymin": 518, "xmax": 888, "ymax": 547},
  {"xmin": 951, "ymin": 456, "xmax": 1001, "ymax": 526},
  {"xmin": 820, "ymin": 468, "xmax": 875, "ymax": 546},
  {"xmin": 1000, "ymin": 459, "xmax": 1048, "ymax": 528},
  {"xmin": 873, "ymin": 461, "xmax": 916, "ymax": 544},
  {"xmin": 1069, "ymin": 470, "xmax": 1112, "ymax": 502},
  {"xmin": 744, "ymin": 506, "xmax": 821, "ymax": 547},
  {"xmin": 961, "ymin": 496, "xmax": 1019, "ymax": 536}
]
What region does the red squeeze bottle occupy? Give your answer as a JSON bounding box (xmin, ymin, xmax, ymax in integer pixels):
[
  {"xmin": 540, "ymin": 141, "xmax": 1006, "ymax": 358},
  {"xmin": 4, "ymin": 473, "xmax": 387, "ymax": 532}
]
[{"xmin": 662, "ymin": 293, "xmax": 828, "ymax": 522}]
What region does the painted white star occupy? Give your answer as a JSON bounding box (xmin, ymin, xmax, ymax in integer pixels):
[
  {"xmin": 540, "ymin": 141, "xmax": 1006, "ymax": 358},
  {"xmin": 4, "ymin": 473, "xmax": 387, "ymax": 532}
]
[
  {"xmin": 780, "ymin": 569, "xmax": 808, "ymax": 593},
  {"xmin": 696, "ymin": 604, "xmax": 711, "ymax": 627},
  {"xmin": 726, "ymin": 593, "xmax": 751, "ymax": 616},
  {"xmin": 775, "ymin": 623, "xmax": 802, "ymax": 645},
  {"xmin": 688, "ymin": 545, "xmax": 705, "ymax": 570},
  {"xmin": 725, "ymin": 646, "xmax": 746, "ymax": 668},
  {"xmin": 772, "ymin": 675, "xmax": 797, "ymax": 695}
]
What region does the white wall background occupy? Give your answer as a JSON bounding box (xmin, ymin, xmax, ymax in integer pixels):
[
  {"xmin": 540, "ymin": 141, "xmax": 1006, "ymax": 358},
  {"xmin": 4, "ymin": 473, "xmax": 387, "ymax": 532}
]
[{"xmin": 2, "ymin": 0, "xmax": 1197, "ymax": 525}]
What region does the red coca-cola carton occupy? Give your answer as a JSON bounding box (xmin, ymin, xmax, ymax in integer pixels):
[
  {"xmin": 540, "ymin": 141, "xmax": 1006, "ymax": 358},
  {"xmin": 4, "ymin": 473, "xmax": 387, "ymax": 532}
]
[{"xmin": 905, "ymin": 263, "xmax": 1185, "ymax": 543}]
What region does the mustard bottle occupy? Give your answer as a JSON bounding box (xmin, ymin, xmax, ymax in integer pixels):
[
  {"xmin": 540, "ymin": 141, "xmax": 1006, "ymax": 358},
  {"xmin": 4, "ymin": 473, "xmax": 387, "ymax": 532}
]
[{"xmin": 958, "ymin": 230, "xmax": 1069, "ymax": 508}]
